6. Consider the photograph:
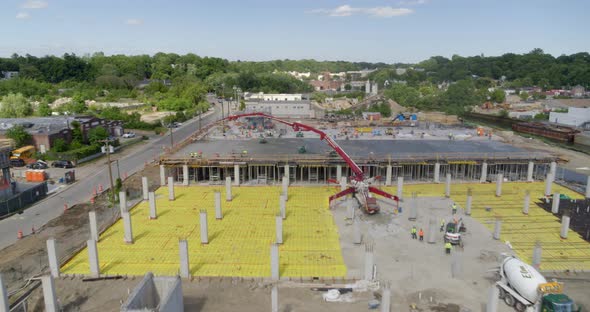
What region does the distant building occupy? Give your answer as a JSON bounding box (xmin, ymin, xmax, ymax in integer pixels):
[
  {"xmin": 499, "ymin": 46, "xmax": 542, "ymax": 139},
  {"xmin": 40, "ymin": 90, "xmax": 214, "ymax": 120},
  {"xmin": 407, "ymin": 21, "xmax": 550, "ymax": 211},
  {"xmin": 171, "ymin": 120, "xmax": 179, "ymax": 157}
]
[
  {"xmin": 0, "ymin": 147, "xmax": 11, "ymax": 198},
  {"xmin": 245, "ymin": 97, "xmax": 315, "ymax": 119},
  {"xmin": 572, "ymin": 85, "xmax": 585, "ymax": 98},
  {"xmin": 1, "ymin": 71, "xmax": 19, "ymax": 80},
  {"xmin": 549, "ymin": 107, "xmax": 590, "ymax": 128},
  {"xmin": 243, "ymin": 93, "xmax": 303, "ymax": 101}
]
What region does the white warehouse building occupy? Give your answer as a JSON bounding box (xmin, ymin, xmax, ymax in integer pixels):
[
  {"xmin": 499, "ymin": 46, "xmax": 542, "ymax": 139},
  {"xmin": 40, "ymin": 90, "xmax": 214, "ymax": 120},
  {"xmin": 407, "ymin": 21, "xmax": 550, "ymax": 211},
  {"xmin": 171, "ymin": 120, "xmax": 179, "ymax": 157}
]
[
  {"xmin": 244, "ymin": 92, "xmax": 302, "ymax": 101},
  {"xmin": 245, "ymin": 100, "xmax": 315, "ymax": 119},
  {"xmin": 549, "ymin": 107, "xmax": 590, "ymax": 129}
]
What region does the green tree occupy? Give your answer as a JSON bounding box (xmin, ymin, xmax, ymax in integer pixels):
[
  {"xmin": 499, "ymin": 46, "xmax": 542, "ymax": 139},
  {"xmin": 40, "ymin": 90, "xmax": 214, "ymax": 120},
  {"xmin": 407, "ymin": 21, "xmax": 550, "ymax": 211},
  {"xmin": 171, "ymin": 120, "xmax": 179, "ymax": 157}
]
[
  {"xmin": 51, "ymin": 138, "xmax": 67, "ymax": 152},
  {"xmin": 6, "ymin": 125, "xmax": 32, "ymax": 147},
  {"xmin": 498, "ymin": 109, "xmax": 509, "ymax": 118},
  {"xmin": 70, "ymin": 120, "xmax": 83, "ymax": 144},
  {"xmin": 37, "ymin": 102, "xmax": 52, "ymax": 116},
  {"xmin": 519, "ymin": 91, "xmax": 529, "ymax": 101},
  {"xmin": 490, "ymin": 89, "xmax": 506, "ymax": 103},
  {"xmin": 312, "ymin": 92, "xmax": 327, "ymax": 103},
  {"xmin": 384, "ymin": 84, "xmax": 420, "ymax": 107},
  {"xmin": 439, "ymin": 80, "xmax": 480, "ymax": 115},
  {"xmin": 87, "ymin": 126, "xmax": 109, "ymax": 145},
  {"xmin": 0, "ymin": 93, "xmax": 33, "ymax": 117},
  {"xmin": 239, "ymin": 99, "xmax": 245, "ymax": 111}
]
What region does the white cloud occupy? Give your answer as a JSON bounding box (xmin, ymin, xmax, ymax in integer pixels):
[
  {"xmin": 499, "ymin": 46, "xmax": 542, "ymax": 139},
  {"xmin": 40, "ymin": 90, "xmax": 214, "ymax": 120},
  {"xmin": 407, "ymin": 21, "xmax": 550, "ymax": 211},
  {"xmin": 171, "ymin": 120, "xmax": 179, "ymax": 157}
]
[
  {"xmin": 125, "ymin": 18, "xmax": 143, "ymax": 26},
  {"xmin": 398, "ymin": 0, "xmax": 428, "ymax": 5},
  {"xmin": 16, "ymin": 12, "xmax": 30, "ymax": 19},
  {"xmin": 310, "ymin": 5, "xmax": 413, "ymax": 18},
  {"xmin": 22, "ymin": 0, "xmax": 48, "ymax": 9}
]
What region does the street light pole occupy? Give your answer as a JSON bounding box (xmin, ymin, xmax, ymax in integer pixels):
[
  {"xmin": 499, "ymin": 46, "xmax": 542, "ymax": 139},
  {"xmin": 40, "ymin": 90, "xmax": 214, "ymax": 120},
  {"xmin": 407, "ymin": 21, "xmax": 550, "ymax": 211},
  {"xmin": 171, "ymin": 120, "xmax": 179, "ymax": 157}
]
[{"xmin": 99, "ymin": 139, "xmax": 115, "ymax": 206}]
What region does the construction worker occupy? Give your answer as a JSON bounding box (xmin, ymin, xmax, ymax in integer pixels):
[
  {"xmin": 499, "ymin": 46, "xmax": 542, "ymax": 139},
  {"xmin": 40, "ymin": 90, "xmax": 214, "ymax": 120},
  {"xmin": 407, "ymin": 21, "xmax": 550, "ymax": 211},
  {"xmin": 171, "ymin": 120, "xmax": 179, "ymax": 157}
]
[
  {"xmin": 452, "ymin": 203, "xmax": 457, "ymax": 215},
  {"xmin": 445, "ymin": 242, "xmax": 452, "ymax": 254},
  {"xmin": 411, "ymin": 226, "xmax": 417, "ymax": 239},
  {"xmin": 440, "ymin": 219, "xmax": 445, "ymax": 232},
  {"xmin": 418, "ymin": 228, "xmax": 424, "ymax": 241}
]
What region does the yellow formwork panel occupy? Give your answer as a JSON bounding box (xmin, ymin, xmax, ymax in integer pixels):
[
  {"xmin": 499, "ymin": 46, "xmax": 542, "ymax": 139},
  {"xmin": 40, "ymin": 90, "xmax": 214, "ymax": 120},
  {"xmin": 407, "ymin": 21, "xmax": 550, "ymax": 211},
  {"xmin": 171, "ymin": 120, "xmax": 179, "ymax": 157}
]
[
  {"xmin": 383, "ymin": 182, "xmax": 590, "ymax": 271},
  {"xmin": 61, "ymin": 186, "xmax": 346, "ymax": 277}
]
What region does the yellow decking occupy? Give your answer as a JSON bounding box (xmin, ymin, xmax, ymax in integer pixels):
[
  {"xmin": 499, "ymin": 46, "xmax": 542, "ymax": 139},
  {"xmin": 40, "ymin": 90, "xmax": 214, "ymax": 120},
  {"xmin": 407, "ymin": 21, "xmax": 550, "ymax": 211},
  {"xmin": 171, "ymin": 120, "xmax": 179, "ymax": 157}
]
[
  {"xmin": 383, "ymin": 182, "xmax": 590, "ymax": 271},
  {"xmin": 61, "ymin": 186, "xmax": 346, "ymax": 277}
]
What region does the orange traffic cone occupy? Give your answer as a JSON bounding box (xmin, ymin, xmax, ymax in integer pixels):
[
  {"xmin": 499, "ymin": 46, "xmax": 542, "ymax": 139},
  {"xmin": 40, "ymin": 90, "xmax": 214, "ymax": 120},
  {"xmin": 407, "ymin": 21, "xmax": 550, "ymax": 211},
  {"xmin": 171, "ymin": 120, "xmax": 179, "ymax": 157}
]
[{"xmin": 17, "ymin": 230, "xmax": 23, "ymax": 239}]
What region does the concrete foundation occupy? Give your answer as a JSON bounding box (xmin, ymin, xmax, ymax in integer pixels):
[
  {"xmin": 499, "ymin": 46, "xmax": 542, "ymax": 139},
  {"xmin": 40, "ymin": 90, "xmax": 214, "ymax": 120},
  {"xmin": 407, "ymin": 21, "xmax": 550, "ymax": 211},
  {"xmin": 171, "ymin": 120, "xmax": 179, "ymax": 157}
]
[
  {"xmin": 451, "ymin": 250, "xmax": 462, "ymax": 279},
  {"xmin": 121, "ymin": 273, "xmax": 183, "ymax": 312},
  {"xmin": 179, "ymin": 240, "xmax": 190, "ymax": 278},
  {"xmin": 397, "ymin": 176, "xmax": 403, "ymax": 200},
  {"xmin": 149, "ymin": 192, "xmax": 157, "ymax": 219},
  {"xmin": 545, "ymin": 173, "xmax": 553, "ymax": 196},
  {"xmin": 560, "ymin": 215, "xmax": 570, "ymax": 239},
  {"xmin": 271, "ymin": 285, "xmax": 278, "ymax": 312},
  {"xmin": 532, "ymin": 242, "xmax": 542, "ymax": 269},
  {"xmin": 159, "ymin": 165, "xmax": 166, "ymax": 186},
  {"xmin": 41, "ymin": 275, "xmax": 58, "ymax": 312},
  {"xmin": 0, "ymin": 274, "xmax": 8, "ymax": 312},
  {"xmin": 46, "ymin": 238, "xmax": 60, "ymax": 278},
  {"xmin": 214, "ymin": 192, "xmax": 222, "ymax": 219},
  {"xmin": 282, "ymin": 176, "xmax": 288, "ymax": 200},
  {"xmin": 434, "ymin": 162, "xmax": 440, "ymax": 183},
  {"xmin": 234, "ymin": 164, "xmax": 240, "ymax": 186},
  {"xmin": 336, "ymin": 165, "xmax": 342, "ymax": 182},
  {"xmin": 493, "ymin": 219, "xmax": 502, "ymax": 240},
  {"xmin": 123, "ymin": 212, "xmax": 133, "ymax": 244},
  {"xmin": 225, "ymin": 177, "xmax": 232, "ymax": 201},
  {"xmin": 200, "ymin": 210, "xmax": 208, "ymax": 244},
  {"xmin": 353, "ymin": 218, "xmax": 362, "ymax": 244},
  {"xmin": 551, "ymin": 193, "xmax": 560, "ymax": 214},
  {"xmin": 495, "ymin": 173, "xmax": 503, "ymax": 197},
  {"xmin": 480, "ymin": 162, "xmax": 488, "ymax": 183},
  {"xmin": 465, "ymin": 189, "xmax": 472, "ymax": 216},
  {"xmin": 409, "ymin": 192, "xmax": 417, "ymax": 221},
  {"xmin": 284, "ymin": 164, "xmax": 290, "ymax": 183},
  {"xmin": 550, "ymin": 161, "xmax": 557, "ymax": 177},
  {"xmin": 168, "ymin": 177, "xmax": 175, "ymax": 201},
  {"xmin": 142, "ymin": 176, "xmax": 149, "ymax": 200},
  {"xmin": 89, "ymin": 211, "xmax": 99, "ymax": 241},
  {"xmin": 486, "ymin": 286, "xmax": 499, "ymax": 312},
  {"xmin": 445, "ymin": 173, "xmax": 451, "ymax": 197},
  {"xmin": 364, "ymin": 244, "xmax": 374, "ymax": 281},
  {"xmin": 346, "ymin": 200, "xmax": 354, "ymax": 220},
  {"xmin": 87, "ymin": 239, "xmax": 100, "ymax": 277},
  {"xmin": 271, "ymin": 244, "xmax": 279, "ymax": 280},
  {"xmin": 385, "ymin": 165, "xmax": 392, "ymax": 186},
  {"xmin": 276, "ymin": 215, "xmax": 283, "ymax": 244},
  {"xmin": 182, "ymin": 165, "xmax": 189, "ymax": 186},
  {"xmin": 280, "ymin": 195, "xmax": 286, "ymax": 219},
  {"xmin": 119, "ymin": 191, "xmax": 127, "ymax": 215},
  {"xmin": 527, "ymin": 161, "xmax": 534, "ymax": 182},
  {"xmin": 523, "ymin": 191, "xmax": 531, "ymax": 215}
]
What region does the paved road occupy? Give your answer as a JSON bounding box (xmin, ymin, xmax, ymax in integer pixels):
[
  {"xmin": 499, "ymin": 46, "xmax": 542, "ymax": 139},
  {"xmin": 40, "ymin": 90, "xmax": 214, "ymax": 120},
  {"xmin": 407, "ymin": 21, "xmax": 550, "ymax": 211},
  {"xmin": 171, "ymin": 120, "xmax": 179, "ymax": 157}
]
[{"xmin": 0, "ymin": 98, "xmax": 222, "ymax": 250}]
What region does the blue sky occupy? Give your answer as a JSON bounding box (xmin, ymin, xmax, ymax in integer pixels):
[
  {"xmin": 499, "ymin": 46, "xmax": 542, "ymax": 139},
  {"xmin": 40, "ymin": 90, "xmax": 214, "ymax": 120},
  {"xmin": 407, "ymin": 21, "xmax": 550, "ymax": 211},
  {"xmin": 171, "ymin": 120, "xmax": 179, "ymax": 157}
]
[{"xmin": 1, "ymin": 0, "xmax": 588, "ymax": 63}]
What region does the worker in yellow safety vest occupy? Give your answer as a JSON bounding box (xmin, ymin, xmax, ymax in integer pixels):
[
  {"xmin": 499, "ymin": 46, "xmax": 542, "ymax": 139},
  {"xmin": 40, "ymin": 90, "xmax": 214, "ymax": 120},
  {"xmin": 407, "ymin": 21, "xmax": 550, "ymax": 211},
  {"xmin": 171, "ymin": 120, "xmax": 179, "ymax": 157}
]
[
  {"xmin": 445, "ymin": 242, "xmax": 452, "ymax": 254},
  {"xmin": 452, "ymin": 203, "xmax": 457, "ymax": 215},
  {"xmin": 411, "ymin": 226, "xmax": 417, "ymax": 239}
]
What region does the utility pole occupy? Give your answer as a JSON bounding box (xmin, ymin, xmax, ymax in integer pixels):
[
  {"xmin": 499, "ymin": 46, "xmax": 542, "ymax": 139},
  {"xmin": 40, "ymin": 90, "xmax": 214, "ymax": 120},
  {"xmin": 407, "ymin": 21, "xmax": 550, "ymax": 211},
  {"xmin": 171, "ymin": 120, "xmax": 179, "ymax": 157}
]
[
  {"xmin": 221, "ymin": 83, "xmax": 226, "ymax": 135},
  {"xmin": 99, "ymin": 139, "xmax": 115, "ymax": 206}
]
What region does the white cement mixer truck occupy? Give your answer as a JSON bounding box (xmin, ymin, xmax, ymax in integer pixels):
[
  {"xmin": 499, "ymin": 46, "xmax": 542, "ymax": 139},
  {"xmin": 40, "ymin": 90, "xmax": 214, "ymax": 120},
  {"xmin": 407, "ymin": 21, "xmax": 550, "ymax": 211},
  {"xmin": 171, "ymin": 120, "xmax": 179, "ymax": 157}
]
[{"xmin": 495, "ymin": 256, "xmax": 582, "ymax": 312}]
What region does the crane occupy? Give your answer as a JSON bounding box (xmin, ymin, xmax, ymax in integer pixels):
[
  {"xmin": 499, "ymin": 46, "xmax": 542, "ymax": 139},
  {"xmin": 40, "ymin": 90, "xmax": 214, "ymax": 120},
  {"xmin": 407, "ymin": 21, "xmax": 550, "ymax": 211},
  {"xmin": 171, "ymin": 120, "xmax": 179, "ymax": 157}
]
[{"xmin": 222, "ymin": 112, "xmax": 399, "ymax": 214}]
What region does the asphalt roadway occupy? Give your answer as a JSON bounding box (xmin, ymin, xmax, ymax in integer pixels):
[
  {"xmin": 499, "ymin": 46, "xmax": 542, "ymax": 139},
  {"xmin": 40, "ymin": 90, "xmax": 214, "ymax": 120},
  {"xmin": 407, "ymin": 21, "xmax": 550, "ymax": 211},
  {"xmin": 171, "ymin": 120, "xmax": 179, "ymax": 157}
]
[{"xmin": 0, "ymin": 98, "xmax": 222, "ymax": 250}]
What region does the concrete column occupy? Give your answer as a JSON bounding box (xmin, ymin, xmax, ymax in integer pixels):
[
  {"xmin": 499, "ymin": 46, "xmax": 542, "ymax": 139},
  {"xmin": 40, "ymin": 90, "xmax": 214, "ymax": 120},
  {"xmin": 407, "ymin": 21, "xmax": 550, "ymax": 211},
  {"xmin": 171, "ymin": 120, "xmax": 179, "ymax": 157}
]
[
  {"xmin": 495, "ymin": 173, "xmax": 503, "ymax": 197},
  {"xmin": 434, "ymin": 162, "xmax": 440, "ymax": 183},
  {"xmin": 527, "ymin": 161, "xmax": 534, "ymax": 182},
  {"xmin": 364, "ymin": 244, "xmax": 374, "ymax": 281},
  {"xmin": 586, "ymin": 176, "xmax": 590, "ymax": 198},
  {"xmin": 523, "ymin": 191, "xmax": 530, "ymax": 215},
  {"xmin": 280, "ymin": 195, "xmax": 286, "ymax": 219},
  {"xmin": 168, "ymin": 177, "xmax": 175, "ymax": 201},
  {"xmin": 46, "ymin": 239, "xmax": 60, "ymax": 278},
  {"xmin": 397, "ymin": 176, "xmax": 403, "ymax": 200},
  {"xmin": 276, "ymin": 215, "xmax": 283, "ymax": 244},
  {"xmin": 381, "ymin": 283, "xmax": 391, "ymax": 312},
  {"xmin": 142, "ymin": 176, "xmax": 149, "ymax": 200},
  {"xmin": 427, "ymin": 217, "xmax": 437, "ymax": 244},
  {"xmin": 41, "ymin": 275, "xmax": 58, "ymax": 312},
  {"xmin": 200, "ymin": 210, "xmax": 208, "ymax": 244},
  {"xmin": 465, "ymin": 189, "xmax": 473, "ymax": 216},
  {"xmin": 89, "ymin": 211, "xmax": 99, "ymax": 241},
  {"xmin": 183, "ymin": 165, "xmax": 189, "ymax": 186},
  {"xmin": 336, "ymin": 165, "xmax": 342, "ymax": 182},
  {"xmin": 486, "ymin": 286, "xmax": 499, "ymax": 312},
  {"xmin": 271, "ymin": 244, "xmax": 279, "ymax": 280},
  {"xmin": 385, "ymin": 165, "xmax": 392, "ymax": 186},
  {"xmin": 225, "ymin": 177, "xmax": 232, "ymax": 201},
  {"xmin": 179, "ymin": 240, "xmax": 190, "ymax": 278},
  {"xmin": 234, "ymin": 164, "xmax": 240, "ymax": 186},
  {"xmin": 87, "ymin": 239, "xmax": 100, "ymax": 278},
  {"xmin": 445, "ymin": 173, "xmax": 451, "ymax": 198},
  {"xmin": 160, "ymin": 165, "xmax": 166, "ymax": 186},
  {"xmin": 551, "ymin": 193, "xmax": 560, "ymax": 214},
  {"xmin": 550, "ymin": 161, "xmax": 557, "ymax": 177},
  {"xmin": 271, "ymin": 285, "xmax": 278, "ymax": 312},
  {"xmin": 532, "ymin": 242, "xmax": 542, "ymax": 269},
  {"xmin": 0, "ymin": 274, "xmax": 9, "ymax": 312},
  {"xmin": 282, "ymin": 176, "xmax": 288, "ymax": 201},
  {"xmin": 284, "ymin": 164, "xmax": 290, "ymax": 183},
  {"xmin": 119, "ymin": 191, "xmax": 127, "ymax": 215},
  {"xmin": 340, "ymin": 177, "xmax": 347, "ymax": 191},
  {"xmin": 353, "ymin": 218, "xmax": 362, "ymax": 244},
  {"xmin": 214, "ymin": 192, "xmax": 222, "ymax": 220},
  {"xmin": 123, "ymin": 212, "xmax": 133, "ymax": 244},
  {"xmin": 480, "ymin": 162, "xmax": 488, "ymax": 183},
  {"xmin": 545, "ymin": 173, "xmax": 553, "ymax": 196},
  {"xmin": 493, "ymin": 219, "xmax": 501, "ymax": 240},
  {"xmin": 560, "ymin": 215, "xmax": 570, "ymax": 239},
  {"xmin": 149, "ymin": 192, "xmax": 157, "ymax": 219}
]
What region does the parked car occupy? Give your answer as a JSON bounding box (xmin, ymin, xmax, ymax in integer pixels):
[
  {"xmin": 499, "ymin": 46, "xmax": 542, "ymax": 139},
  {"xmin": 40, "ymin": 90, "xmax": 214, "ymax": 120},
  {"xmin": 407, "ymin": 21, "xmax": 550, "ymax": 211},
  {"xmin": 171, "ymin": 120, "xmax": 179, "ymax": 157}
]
[
  {"xmin": 52, "ymin": 160, "xmax": 75, "ymax": 168},
  {"xmin": 26, "ymin": 160, "xmax": 48, "ymax": 169},
  {"xmin": 10, "ymin": 158, "xmax": 25, "ymax": 167},
  {"xmin": 122, "ymin": 132, "xmax": 136, "ymax": 138}
]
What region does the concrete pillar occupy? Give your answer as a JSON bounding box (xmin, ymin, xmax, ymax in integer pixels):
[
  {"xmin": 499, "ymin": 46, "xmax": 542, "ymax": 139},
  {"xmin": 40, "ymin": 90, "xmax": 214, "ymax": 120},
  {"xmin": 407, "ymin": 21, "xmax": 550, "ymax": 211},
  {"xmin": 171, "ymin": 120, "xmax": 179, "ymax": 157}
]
[
  {"xmin": 445, "ymin": 173, "xmax": 451, "ymax": 198},
  {"xmin": 495, "ymin": 173, "xmax": 503, "ymax": 197},
  {"xmin": 353, "ymin": 218, "xmax": 362, "ymax": 244},
  {"xmin": 385, "ymin": 165, "xmax": 392, "ymax": 186},
  {"xmin": 225, "ymin": 177, "xmax": 232, "ymax": 201},
  {"xmin": 550, "ymin": 161, "xmax": 557, "ymax": 177},
  {"xmin": 214, "ymin": 192, "xmax": 222, "ymax": 219},
  {"xmin": 364, "ymin": 244, "xmax": 374, "ymax": 281},
  {"xmin": 493, "ymin": 219, "xmax": 501, "ymax": 240},
  {"xmin": 160, "ymin": 165, "xmax": 166, "ymax": 186},
  {"xmin": 560, "ymin": 215, "xmax": 570, "ymax": 239},
  {"xmin": 41, "ymin": 275, "xmax": 58, "ymax": 312},
  {"xmin": 123, "ymin": 212, "xmax": 133, "ymax": 244},
  {"xmin": 119, "ymin": 191, "xmax": 128, "ymax": 217},
  {"xmin": 183, "ymin": 165, "xmax": 189, "ymax": 186},
  {"xmin": 523, "ymin": 190, "xmax": 530, "ymax": 215},
  {"xmin": 551, "ymin": 193, "xmax": 560, "ymax": 214},
  {"xmin": 168, "ymin": 177, "xmax": 175, "ymax": 200},
  {"xmin": 545, "ymin": 173, "xmax": 553, "ymax": 196},
  {"xmin": 397, "ymin": 176, "xmax": 403, "ymax": 200},
  {"xmin": 87, "ymin": 239, "xmax": 100, "ymax": 278},
  {"xmin": 0, "ymin": 274, "xmax": 9, "ymax": 312},
  {"xmin": 465, "ymin": 189, "xmax": 473, "ymax": 216},
  {"xmin": 427, "ymin": 217, "xmax": 437, "ymax": 244},
  {"xmin": 586, "ymin": 176, "xmax": 590, "ymax": 198},
  {"xmin": 234, "ymin": 164, "xmax": 240, "ymax": 186},
  {"xmin": 284, "ymin": 164, "xmax": 290, "ymax": 183},
  {"xmin": 271, "ymin": 285, "xmax": 278, "ymax": 312},
  {"xmin": 200, "ymin": 210, "xmax": 208, "ymax": 244},
  {"xmin": 533, "ymin": 243, "xmax": 544, "ymax": 269},
  {"xmin": 486, "ymin": 286, "xmax": 499, "ymax": 312},
  {"xmin": 340, "ymin": 176, "xmax": 347, "ymax": 191},
  {"xmin": 276, "ymin": 215, "xmax": 283, "ymax": 244},
  {"xmin": 434, "ymin": 162, "xmax": 440, "ymax": 183},
  {"xmin": 527, "ymin": 161, "xmax": 534, "ymax": 182},
  {"xmin": 279, "ymin": 195, "xmax": 286, "ymax": 219},
  {"xmin": 46, "ymin": 239, "xmax": 60, "ymax": 278},
  {"xmin": 282, "ymin": 176, "xmax": 288, "ymax": 201},
  {"xmin": 89, "ymin": 211, "xmax": 99, "ymax": 241},
  {"xmin": 336, "ymin": 165, "xmax": 342, "ymax": 182},
  {"xmin": 179, "ymin": 240, "xmax": 190, "ymax": 278},
  {"xmin": 480, "ymin": 162, "xmax": 488, "ymax": 183},
  {"xmin": 271, "ymin": 244, "xmax": 279, "ymax": 280},
  {"xmin": 142, "ymin": 176, "xmax": 149, "ymax": 200},
  {"xmin": 149, "ymin": 192, "xmax": 157, "ymax": 219},
  {"xmin": 381, "ymin": 283, "xmax": 391, "ymax": 312}
]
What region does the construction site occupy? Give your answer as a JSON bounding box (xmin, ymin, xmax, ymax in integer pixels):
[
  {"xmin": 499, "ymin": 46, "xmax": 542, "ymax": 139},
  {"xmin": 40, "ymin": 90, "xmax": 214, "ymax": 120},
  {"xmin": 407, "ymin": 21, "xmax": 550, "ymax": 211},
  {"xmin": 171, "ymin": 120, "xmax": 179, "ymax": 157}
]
[{"xmin": 2, "ymin": 113, "xmax": 590, "ymax": 312}]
